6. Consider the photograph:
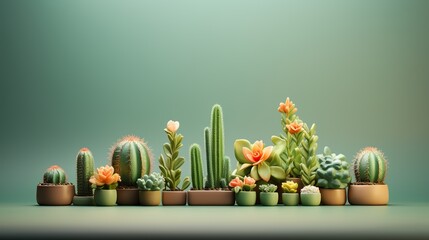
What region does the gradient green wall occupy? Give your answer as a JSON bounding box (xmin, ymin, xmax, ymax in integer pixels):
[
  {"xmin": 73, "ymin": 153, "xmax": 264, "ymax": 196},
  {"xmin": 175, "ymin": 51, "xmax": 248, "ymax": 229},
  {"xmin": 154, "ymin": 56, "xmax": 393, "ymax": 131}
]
[{"xmin": 1, "ymin": 0, "xmax": 428, "ymax": 203}]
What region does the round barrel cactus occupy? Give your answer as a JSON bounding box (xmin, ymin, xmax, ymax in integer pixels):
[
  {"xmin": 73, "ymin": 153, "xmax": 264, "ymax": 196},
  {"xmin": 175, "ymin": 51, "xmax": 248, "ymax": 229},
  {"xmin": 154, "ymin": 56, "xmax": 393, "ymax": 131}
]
[
  {"xmin": 353, "ymin": 147, "xmax": 387, "ymax": 183},
  {"xmin": 43, "ymin": 165, "xmax": 67, "ymax": 184},
  {"xmin": 76, "ymin": 147, "xmax": 95, "ymax": 196},
  {"xmin": 316, "ymin": 146, "xmax": 351, "ymax": 189}
]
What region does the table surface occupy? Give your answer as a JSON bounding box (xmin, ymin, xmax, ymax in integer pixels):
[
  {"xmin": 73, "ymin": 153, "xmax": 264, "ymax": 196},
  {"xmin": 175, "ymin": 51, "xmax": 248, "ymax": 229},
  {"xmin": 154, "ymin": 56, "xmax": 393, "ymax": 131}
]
[{"xmin": 1, "ymin": 202, "xmax": 428, "ymax": 239}]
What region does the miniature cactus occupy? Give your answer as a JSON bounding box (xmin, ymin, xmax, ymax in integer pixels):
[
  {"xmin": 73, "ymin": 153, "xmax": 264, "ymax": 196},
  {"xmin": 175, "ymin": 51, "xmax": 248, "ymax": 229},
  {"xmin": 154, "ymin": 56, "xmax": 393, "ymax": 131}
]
[
  {"xmin": 43, "ymin": 165, "xmax": 67, "ymax": 184},
  {"xmin": 259, "ymin": 183, "xmax": 278, "ymax": 192},
  {"xmin": 190, "ymin": 144, "xmax": 204, "ymax": 190},
  {"xmin": 353, "ymin": 147, "xmax": 388, "ymax": 183},
  {"xmin": 137, "ymin": 172, "xmax": 165, "ymax": 191},
  {"xmin": 301, "ymin": 185, "xmax": 320, "ymax": 194},
  {"xmin": 110, "ymin": 135, "xmax": 153, "ymax": 187},
  {"xmin": 282, "ymin": 181, "xmax": 298, "ymax": 193},
  {"xmin": 76, "ymin": 148, "xmax": 95, "ymax": 196},
  {"xmin": 316, "ymin": 146, "xmax": 351, "ymax": 189}
]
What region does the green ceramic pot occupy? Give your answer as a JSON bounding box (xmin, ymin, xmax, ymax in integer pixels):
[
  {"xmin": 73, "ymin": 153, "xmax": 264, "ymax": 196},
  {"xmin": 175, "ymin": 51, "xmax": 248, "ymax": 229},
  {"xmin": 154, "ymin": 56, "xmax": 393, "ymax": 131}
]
[
  {"xmin": 235, "ymin": 191, "xmax": 256, "ymax": 206},
  {"xmin": 282, "ymin": 193, "xmax": 299, "ymax": 206},
  {"xmin": 300, "ymin": 193, "xmax": 321, "ymax": 206},
  {"xmin": 260, "ymin": 192, "xmax": 278, "ymax": 206},
  {"xmin": 94, "ymin": 189, "xmax": 117, "ymax": 206}
]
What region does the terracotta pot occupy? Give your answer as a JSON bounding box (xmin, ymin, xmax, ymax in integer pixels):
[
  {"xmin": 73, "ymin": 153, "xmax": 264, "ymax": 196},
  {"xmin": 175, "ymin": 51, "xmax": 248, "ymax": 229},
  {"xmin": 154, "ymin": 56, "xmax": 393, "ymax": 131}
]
[
  {"xmin": 162, "ymin": 191, "xmax": 187, "ymax": 206},
  {"xmin": 73, "ymin": 196, "xmax": 95, "ymax": 206},
  {"xmin": 139, "ymin": 190, "xmax": 161, "ymax": 206},
  {"xmin": 260, "ymin": 192, "xmax": 278, "ymax": 206},
  {"xmin": 348, "ymin": 184, "xmax": 389, "ymax": 205},
  {"xmin": 187, "ymin": 190, "xmax": 235, "ymax": 206},
  {"xmin": 235, "ymin": 191, "xmax": 256, "ymax": 206},
  {"xmin": 36, "ymin": 184, "xmax": 75, "ymax": 206},
  {"xmin": 300, "ymin": 193, "xmax": 321, "ymax": 206},
  {"xmin": 282, "ymin": 193, "xmax": 299, "ymax": 206},
  {"xmin": 94, "ymin": 189, "xmax": 117, "ymax": 206},
  {"xmin": 320, "ymin": 188, "xmax": 347, "ymax": 205},
  {"xmin": 116, "ymin": 188, "xmax": 139, "ymax": 205}
]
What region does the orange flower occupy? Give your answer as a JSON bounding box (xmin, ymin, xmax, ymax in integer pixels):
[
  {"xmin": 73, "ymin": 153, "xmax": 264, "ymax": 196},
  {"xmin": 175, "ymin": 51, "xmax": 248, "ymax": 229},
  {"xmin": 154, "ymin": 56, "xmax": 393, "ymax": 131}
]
[
  {"xmin": 286, "ymin": 121, "xmax": 303, "ymax": 134},
  {"xmin": 89, "ymin": 165, "xmax": 121, "ymax": 187},
  {"xmin": 243, "ymin": 176, "xmax": 256, "ymax": 187},
  {"xmin": 229, "ymin": 177, "xmax": 243, "ymax": 188},
  {"xmin": 278, "ymin": 97, "xmax": 297, "ymax": 115},
  {"xmin": 166, "ymin": 120, "xmax": 180, "ymax": 133},
  {"xmin": 242, "ymin": 140, "xmax": 273, "ymax": 165}
]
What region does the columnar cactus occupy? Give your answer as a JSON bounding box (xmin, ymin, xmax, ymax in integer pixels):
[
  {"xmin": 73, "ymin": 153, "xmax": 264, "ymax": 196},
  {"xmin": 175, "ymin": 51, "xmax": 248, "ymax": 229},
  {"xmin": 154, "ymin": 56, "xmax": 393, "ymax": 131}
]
[
  {"xmin": 353, "ymin": 147, "xmax": 388, "ymax": 183},
  {"xmin": 136, "ymin": 172, "xmax": 165, "ymax": 191},
  {"xmin": 204, "ymin": 127, "xmax": 214, "ymax": 189},
  {"xmin": 190, "ymin": 144, "xmax": 204, "ymax": 190},
  {"xmin": 110, "ymin": 135, "xmax": 153, "ymax": 187},
  {"xmin": 316, "ymin": 146, "xmax": 351, "ymax": 189},
  {"xmin": 296, "ymin": 123, "xmax": 319, "ymax": 186},
  {"xmin": 76, "ymin": 148, "xmax": 94, "ymax": 196},
  {"xmin": 43, "ymin": 165, "xmax": 67, "ymax": 184}
]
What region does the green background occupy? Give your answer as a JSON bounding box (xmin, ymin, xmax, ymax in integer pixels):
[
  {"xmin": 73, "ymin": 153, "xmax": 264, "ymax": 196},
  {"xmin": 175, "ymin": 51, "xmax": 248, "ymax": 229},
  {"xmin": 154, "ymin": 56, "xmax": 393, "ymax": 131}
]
[{"xmin": 1, "ymin": 0, "xmax": 428, "ymax": 204}]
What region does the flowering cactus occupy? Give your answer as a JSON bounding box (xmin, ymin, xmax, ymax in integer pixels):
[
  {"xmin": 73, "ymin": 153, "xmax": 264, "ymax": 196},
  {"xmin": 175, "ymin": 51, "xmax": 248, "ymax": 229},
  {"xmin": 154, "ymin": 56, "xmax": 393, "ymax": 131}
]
[
  {"xmin": 282, "ymin": 181, "xmax": 298, "ymax": 193},
  {"xmin": 43, "ymin": 165, "xmax": 67, "ymax": 184},
  {"xmin": 89, "ymin": 165, "xmax": 121, "ymax": 190}
]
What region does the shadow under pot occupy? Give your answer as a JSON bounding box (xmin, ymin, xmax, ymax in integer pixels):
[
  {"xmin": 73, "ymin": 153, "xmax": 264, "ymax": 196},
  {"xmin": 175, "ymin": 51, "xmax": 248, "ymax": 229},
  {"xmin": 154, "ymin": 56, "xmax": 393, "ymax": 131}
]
[
  {"xmin": 36, "ymin": 183, "xmax": 75, "ymax": 206},
  {"xmin": 94, "ymin": 189, "xmax": 117, "ymax": 206},
  {"xmin": 139, "ymin": 190, "xmax": 161, "ymax": 206}
]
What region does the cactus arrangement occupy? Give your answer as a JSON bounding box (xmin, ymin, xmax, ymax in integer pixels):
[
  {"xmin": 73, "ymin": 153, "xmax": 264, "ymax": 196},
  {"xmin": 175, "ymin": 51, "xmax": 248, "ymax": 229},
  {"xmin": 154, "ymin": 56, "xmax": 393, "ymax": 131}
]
[
  {"xmin": 316, "ymin": 146, "xmax": 351, "ymax": 189},
  {"xmin": 137, "ymin": 172, "xmax": 165, "ymax": 191},
  {"xmin": 110, "ymin": 135, "xmax": 153, "ymax": 187},
  {"xmin": 43, "ymin": 165, "xmax": 68, "ymax": 184},
  {"xmin": 353, "ymin": 147, "xmax": 388, "ymax": 184},
  {"xmin": 76, "ymin": 148, "xmax": 94, "ymax": 196}
]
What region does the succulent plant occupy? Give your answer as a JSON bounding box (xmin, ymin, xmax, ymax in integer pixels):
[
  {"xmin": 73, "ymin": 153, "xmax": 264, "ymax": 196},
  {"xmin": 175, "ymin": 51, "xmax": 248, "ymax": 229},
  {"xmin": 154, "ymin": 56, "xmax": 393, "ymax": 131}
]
[
  {"xmin": 295, "ymin": 123, "xmax": 319, "ymax": 186},
  {"xmin": 316, "ymin": 146, "xmax": 351, "ymax": 189},
  {"xmin": 158, "ymin": 120, "xmax": 190, "ymax": 191},
  {"xmin": 43, "ymin": 165, "xmax": 67, "ymax": 184},
  {"xmin": 301, "ymin": 185, "xmax": 320, "ymax": 194},
  {"xmin": 353, "ymin": 147, "xmax": 388, "ymax": 183},
  {"xmin": 110, "ymin": 135, "xmax": 153, "ymax": 187},
  {"xmin": 137, "ymin": 172, "xmax": 165, "ymax": 191},
  {"xmin": 89, "ymin": 165, "xmax": 121, "ymax": 190},
  {"xmin": 190, "ymin": 144, "xmax": 204, "ymax": 190},
  {"xmin": 76, "ymin": 148, "xmax": 94, "ymax": 196},
  {"xmin": 259, "ymin": 184, "xmax": 278, "ymax": 193},
  {"xmin": 282, "ymin": 181, "xmax": 298, "ymax": 193}
]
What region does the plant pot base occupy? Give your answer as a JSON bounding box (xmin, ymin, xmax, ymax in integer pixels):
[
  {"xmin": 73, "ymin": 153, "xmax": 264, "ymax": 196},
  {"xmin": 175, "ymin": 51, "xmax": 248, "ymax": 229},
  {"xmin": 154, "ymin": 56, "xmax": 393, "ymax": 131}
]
[
  {"xmin": 73, "ymin": 196, "xmax": 95, "ymax": 206},
  {"xmin": 320, "ymin": 188, "xmax": 347, "ymax": 205},
  {"xmin": 162, "ymin": 191, "xmax": 187, "ymax": 206},
  {"xmin": 348, "ymin": 184, "xmax": 389, "ymax": 205},
  {"xmin": 36, "ymin": 184, "xmax": 75, "ymax": 206},
  {"xmin": 116, "ymin": 188, "xmax": 139, "ymax": 205},
  {"xmin": 187, "ymin": 190, "xmax": 235, "ymax": 206}
]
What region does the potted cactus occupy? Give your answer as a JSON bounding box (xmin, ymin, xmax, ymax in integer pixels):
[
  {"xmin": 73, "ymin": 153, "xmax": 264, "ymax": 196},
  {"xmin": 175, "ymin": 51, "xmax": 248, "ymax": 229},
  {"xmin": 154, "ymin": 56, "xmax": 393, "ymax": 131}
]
[
  {"xmin": 90, "ymin": 165, "xmax": 121, "ymax": 206},
  {"xmin": 110, "ymin": 135, "xmax": 154, "ymax": 205},
  {"xmin": 300, "ymin": 185, "xmax": 321, "ymax": 206},
  {"xmin": 259, "ymin": 184, "xmax": 278, "ymax": 206},
  {"xmin": 229, "ymin": 176, "xmax": 257, "ymax": 206},
  {"xmin": 72, "ymin": 148, "xmax": 95, "ymax": 206},
  {"xmin": 137, "ymin": 172, "xmax": 165, "ymax": 206},
  {"xmin": 158, "ymin": 120, "xmax": 190, "ymax": 205},
  {"xmin": 281, "ymin": 180, "xmax": 299, "ymax": 206},
  {"xmin": 316, "ymin": 146, "xmax": 351, "ymax": 205},
  {"xmin": 187, "ymin": 104, "xmax": 235, "ymax": 206},
  {"xmin": 348, "ymin": 147, "xmax": 389, "ymax": 205},
  {"xmin": 37, "ymin": 165, "xmax": 75, "ymax": 206}
]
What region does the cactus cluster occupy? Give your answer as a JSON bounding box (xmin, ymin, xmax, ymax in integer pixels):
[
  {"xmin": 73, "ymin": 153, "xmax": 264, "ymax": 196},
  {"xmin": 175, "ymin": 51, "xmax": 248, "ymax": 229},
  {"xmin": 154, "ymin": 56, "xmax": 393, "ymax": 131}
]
[
  {"xmin": 137, "ymin": 172, "xmax": 165, "ymax": 191},
  {"xmin": 316, "ymin": 146, "xmax": 351, "ymax": 189},
  {"xmin": 76, "ymin": 148, "xmax": 94, "ymax": 196},
  {"xmin": 43, "ymin": 165, "xmax": 67, "ymax": 184},
  {"xmin": 353, "ymin": 147, "xmax": 388, "ymax": 184},
  {"xmin": 259, "ymin": 184, "xmax": 278, "ymax": 193}
]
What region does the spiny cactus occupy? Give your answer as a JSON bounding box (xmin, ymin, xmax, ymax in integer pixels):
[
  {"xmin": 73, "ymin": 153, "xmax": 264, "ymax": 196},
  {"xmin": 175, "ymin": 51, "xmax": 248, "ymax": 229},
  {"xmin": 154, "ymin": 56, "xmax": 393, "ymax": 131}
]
[
  {"xmin": 297, "ymin": 123, "xmax": 319, "ymax": 186},
  {"xmin": 221, "ymin": 156, "xmax": 231, "ymax": 188},
  {"xmin": 76, "ymin": 148, "xmax": 94, "ymax": 196},
  {"xmin": 136, "ymin": 172, "xmax": 165, "ymax": 191},
  {"xmin": 110, "ymin": 135, "xmax": 153, "ymax": 187},
  {"xmin": 43, "ymin": 165, "xmax": 67, "ymax": 184},
  {"xmin": 353, "ymin": 147, "xmax": 388, "ymax": 183},
  {"xmin": 190, "ymin": 144, "xmax": 204, "ymax": 190},
  {"xmin": 316, "ymin": 146, "xmax": 351, "ymax": 189}
]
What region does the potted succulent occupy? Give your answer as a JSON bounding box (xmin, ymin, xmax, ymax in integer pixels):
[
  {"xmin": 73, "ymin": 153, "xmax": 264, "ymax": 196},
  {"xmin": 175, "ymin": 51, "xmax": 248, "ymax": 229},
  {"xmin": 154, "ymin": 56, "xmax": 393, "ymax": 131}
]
[
  {"xmin": 136, "ymin": 172, "xmax": 165, "ymax": 206},
  {"xmin": 259, "ymin": 184, "xmax": 278, "ymax": 206},
  {"xmin": 348, "ymin": 147, "xmax": 389, "ymax": 205},
  {"xmin": 187, "ymin": 104, "xmax": 235, "ymax": 206},
  {"xmin": 316, "ymin": 146, "xmax": 351, "ymax": 205},
  {"xmin": 110, "ymin": 135, "xmax": 154, "ymax": 205},
  {"xmin": 158, "ymin": 120, "xmax": 190, "ymax": 206},
  {"xmin": 300, "ymin": 185, "xmax": 321, "ymax": 206},
  {"xmin": 89, "ymin": 165, "xmax": 121, "ymax": 206},
  {"xmin": 73, "ymin": 148, "xmax": 95, "ymax": 206},
  {"xmin": 229, "ymin": 176, "xmax": 257, "ymax": 206},
  {"xmin": 281, "ymin": 180, "xmax": 299, "ymax": 206},
  {"xmin": 37, "ymin": 165, "xmax": 75, "ymax": 206}
]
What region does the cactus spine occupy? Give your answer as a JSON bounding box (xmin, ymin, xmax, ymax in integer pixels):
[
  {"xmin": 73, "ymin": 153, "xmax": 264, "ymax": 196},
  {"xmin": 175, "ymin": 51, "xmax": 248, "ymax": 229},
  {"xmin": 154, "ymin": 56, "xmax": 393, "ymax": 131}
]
[
  {"xmin": 190, "ymin": 144, "xmax": 203, "ymax": 190},
  {"xmin": 110, "ymin": 135, "xmax": 153, "ymax": 187},
  {"xmin": 353, "ymin": 147, "xmax": 387, "ymax": 183},
  {"xmin": 43, "ymin": 165, "xmax": 67, "ymax": 184},
  {"xmin": 76, "ymin": 148, "xmax": 94, "ymax": 196}
]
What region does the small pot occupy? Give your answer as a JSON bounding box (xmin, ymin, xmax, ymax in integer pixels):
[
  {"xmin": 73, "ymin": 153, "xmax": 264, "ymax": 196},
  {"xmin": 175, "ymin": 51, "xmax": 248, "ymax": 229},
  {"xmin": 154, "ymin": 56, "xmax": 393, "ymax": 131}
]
[
  {"xmin": 139, "ymin": 190, "xmax": 161, "ymax": 206},
  {"xmin": 282, "ymin": 192, "xmax": 299, "ymax": 206},
  {"xmin": 348, "ymin": 184, "xmax": 389, "ymax": 205},
  {"xmin": 320, "ymin": 188, "xmax": 347, "ymax": 205},
  {"xmin": 300, "ymin": 193, "xmax": 321, "ymax": 206},
  {"xmin": 187, "ymin": 190, "xmax": 235, "ymax": 206},
  {"xmin": 235, "ymin": 191, "xmax": 256, "ymax": 206},
  {"xmin": 116, "ymin": 188, "xmax": 139, "ymax": 205},
  {"xmin": 73, "ymin": 196, "xmax": 95, "ymax": 206},
  {"xmin": 162, "ymin": 191, "xmax": 187, "ymax": 206},
  {"xmin": 94, "ymin": 189, "xmax": 117, "ymax": 206},
  {"xmin": 36, "ymin": 184, "xmax": 75, "ymax": 206},
  {"xmin": 259, "ymin": 192, "xmax": 278, "ymax": 206}
]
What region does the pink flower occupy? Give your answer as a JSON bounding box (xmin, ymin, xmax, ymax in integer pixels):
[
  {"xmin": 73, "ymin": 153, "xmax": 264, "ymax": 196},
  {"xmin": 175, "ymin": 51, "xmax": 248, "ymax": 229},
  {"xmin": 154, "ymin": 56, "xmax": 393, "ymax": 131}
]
[
  {"xmin": 286, "ymin": 121, "xmax": 303, "ymax": 134},
  {"xmin": 229, "ymin": 177, "xmax": 243, "ymax": 188},
  {"xmin": 166, "ymin": 120, "xmax": 180, "ymax": 133},
  {"xmin": 242, "ymin": 140, "xmax": 273, "ymax": 166},
  {"xmin": 89, "ymin": 165, "xmax": 121, "ymax": 187},
  {"xmin": 243, "ymin": 176, "xmax": 256, "ymax": 186}
]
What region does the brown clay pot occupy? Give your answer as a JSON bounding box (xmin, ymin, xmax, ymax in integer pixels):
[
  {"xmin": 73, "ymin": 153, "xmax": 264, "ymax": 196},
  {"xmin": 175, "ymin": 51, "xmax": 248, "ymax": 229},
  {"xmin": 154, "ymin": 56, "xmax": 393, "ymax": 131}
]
[
  {"xmin": 116, "ymin": 188, "xmax": 139, "ymax": 205},
  {"xmin": 348, "ymin": 184, "xmax": 389, "ymax": 205},
  {"xmin": 36, "ymin": 184, "xmax": 75, "ymax": 206},
  {"xmin": 320, "ymin": 188, "xmax": 347, "ymax": 205},
  {"xmin": 187, "ymin": 190, "xmax": 235, "ymax": 206},
  {"xmin": 162, "ymin": 191, "xmax": 187, "ymax": 206},
  {"xmin": 139, "ymin": 190, "xmax": 161, "ymax": 206}
]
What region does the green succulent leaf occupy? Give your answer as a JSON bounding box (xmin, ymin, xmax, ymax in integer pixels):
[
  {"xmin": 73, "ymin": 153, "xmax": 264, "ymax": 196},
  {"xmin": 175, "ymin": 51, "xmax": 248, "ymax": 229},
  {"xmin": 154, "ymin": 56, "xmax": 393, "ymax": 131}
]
[
  {"xmin": 258, "ymin": 162, "xmax": 271, "ymax": 182},
  {"xmin": 173, "ymin": 157, "xmax": 185, "ymax": 170},
  {"xmin": 250, "ymin": 166, "xmax": 260, "ymax": 181},
  {"xmin": 234, "ymin": 139, "xmax": 252, "ymax": 164},
  {"xmin": 270, "ymin": 166, "xmax": 286, "ymax": 180}
]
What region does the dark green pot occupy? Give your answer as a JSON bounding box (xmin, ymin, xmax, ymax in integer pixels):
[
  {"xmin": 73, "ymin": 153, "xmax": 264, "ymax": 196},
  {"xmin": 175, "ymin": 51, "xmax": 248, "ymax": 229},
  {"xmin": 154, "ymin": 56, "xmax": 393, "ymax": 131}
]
[
  {"xmin": 282, "ymin": 193, "xmax": 299, "ymax": 206},
  {"xmin": 300, "ymin": 193, "xmax": 321, "ymax": 206},
  {"xmin": 94, "ymin": 189, "xmax": 117, "ymax": 206},
  {"xmin": 260, "ymin": 192, "xmax": 278, "ymax": 206},
  {"xmin": 235, "ymin": 191, "xmax": 256, "ymax": 206}
]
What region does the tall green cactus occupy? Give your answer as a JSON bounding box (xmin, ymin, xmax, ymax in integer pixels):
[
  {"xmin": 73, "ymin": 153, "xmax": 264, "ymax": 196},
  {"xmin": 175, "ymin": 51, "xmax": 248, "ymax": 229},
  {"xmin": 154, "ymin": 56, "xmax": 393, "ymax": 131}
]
[
  {"xmin": 297, "ymin": 123, "xmax": 319, "ymax": 186},
  {"xmin": 353, "ymin": 147, "xmax": 387, "ymax": 183},
  {"xmin": 204, "ymin": 127, "xmax": 214, "ymax": 189},
  {"xmin": 43, "ymin": 165, "xmax": 67, "ymax": 184},
  {"xmin": 110, "ymin": 135, "xmax": 153, "ymax": 187},
  {"xmin": 76, "ymin": 148, "xmax": 94, "ymax": 196},
  {"xmin": 190, "ymin": 144, "xmax": 203, "ymax": 190}
]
